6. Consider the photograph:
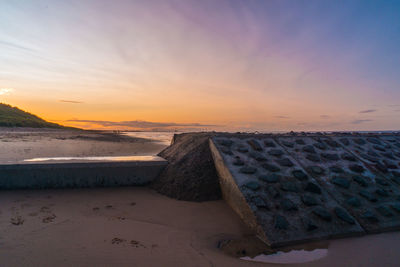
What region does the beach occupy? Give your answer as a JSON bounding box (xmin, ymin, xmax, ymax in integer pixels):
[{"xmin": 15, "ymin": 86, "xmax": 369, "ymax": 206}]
[
  {"xmin": 1, "ymin": 129, "xmax": 400, "ymax": 266},
  {"xmin": 1, "ymin": 187, "xmax": 400, "ymax": 267},
  {"xmin": 0, "ymin": 128, "xmax": 167, "ymax": 163},
  {"xmin": 0, "ymin": 187, "xmax": 251, "ymax": 266}
]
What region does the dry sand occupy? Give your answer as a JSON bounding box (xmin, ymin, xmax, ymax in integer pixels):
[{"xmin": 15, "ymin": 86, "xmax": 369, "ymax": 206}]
[
  {"xmin": 0, "ymin": 187, "xmax": 251, "ymax": 266},
  {"xmin": 0, "ymin": 187, "xmax": 400, "ymax": 267}
]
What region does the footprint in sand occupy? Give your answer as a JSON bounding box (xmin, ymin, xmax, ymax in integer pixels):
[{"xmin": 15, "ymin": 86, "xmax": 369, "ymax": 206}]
[
  {"xmin": 40, "ymin": 206, "xmax": 51, "ymax": 213},
  {"xmin": 42, "ymin": 213, "xmax": 56, "ymax": 223},
  {"xmin": 92, "ymin": 207, "xmax": 100, "ymax": 211},
  {"xmin": 105, "ymin": 205, "xmax": 113, "ymax": 209},
  {"xmin": 21, "ymin": 203, "xmax": 32, "ymax": 208},
  {"xmin": 107, "ymin": 216, "xmax": 127, "ymax": 221},
  {"xmin": 39, "ymin": 206, "xmax": 56, "ymax": 223},
  {"xmin": 130, "ymin": 240, "xmax": 146, "ymax": 248},
  {"xmin": 111, "ymin": 238, "xmax": 126, "ymax": 244},
  {"xmin": 111, "ymin": 238, "xmax": 146, "ymax": 248},
  {"xmin": 10, "ymin": 216, "xmax": 24, "ymax": 226},
  {"xmin": 130, "ymin": 202, "xmax": 136, "ymax": 206}
]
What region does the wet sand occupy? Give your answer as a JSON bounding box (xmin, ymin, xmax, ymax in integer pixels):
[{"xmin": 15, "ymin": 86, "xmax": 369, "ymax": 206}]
[
  {"xmin": 0, "ymin": 187, "xmax": 400, "ymax": 267},
  {"xmin": 0, "ymin": 187, "xmax": 252, "ymax": 266},
  {"xmin": 0, "ymin": 128, "xmax": 167, "ymax": 163}
]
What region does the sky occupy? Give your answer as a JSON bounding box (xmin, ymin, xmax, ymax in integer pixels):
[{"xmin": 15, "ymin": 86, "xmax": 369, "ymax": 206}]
[{"xmin": 0, "ymin": 0, "xmax": 399, "ymax": 131}]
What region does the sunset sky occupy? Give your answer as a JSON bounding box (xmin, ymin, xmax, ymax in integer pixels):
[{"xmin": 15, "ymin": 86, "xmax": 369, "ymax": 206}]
[{"xmin": 1, "ymin": 0, "xmax": 399, "ymax": 131}]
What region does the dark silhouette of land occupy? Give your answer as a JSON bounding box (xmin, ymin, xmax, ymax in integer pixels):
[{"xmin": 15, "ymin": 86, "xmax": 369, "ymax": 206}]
[{"xmin": 0, "ymin": 103, "xmax": 66, "ymax": 128}]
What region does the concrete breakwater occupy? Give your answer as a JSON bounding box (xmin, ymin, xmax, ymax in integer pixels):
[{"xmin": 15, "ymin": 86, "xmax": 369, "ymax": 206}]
[
  {"xmin": 3, "ymin": 131, "xmax": 400, "ymax": 248},
  {"xmin": 209, "ymin": 133, "xmax": 400, "ymax": 247},
  {"xmin": 0, "ymin": 156, "xmax": 167, "ymax": 189}
]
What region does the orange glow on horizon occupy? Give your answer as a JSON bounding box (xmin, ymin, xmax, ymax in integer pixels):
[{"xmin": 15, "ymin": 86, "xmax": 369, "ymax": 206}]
[{"xmin": 1, "ymin": 1, "xmax": 399, "ymax": 132}]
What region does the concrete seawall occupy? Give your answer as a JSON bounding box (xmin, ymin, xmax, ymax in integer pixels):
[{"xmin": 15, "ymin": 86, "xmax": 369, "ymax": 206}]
[
  {"xmin": 0, "ymin": 157, "xmax": 167, "ymax": 189},
  {"xmin": 209, "ymin": 133, "xmax": 400, "ymax": 247}
]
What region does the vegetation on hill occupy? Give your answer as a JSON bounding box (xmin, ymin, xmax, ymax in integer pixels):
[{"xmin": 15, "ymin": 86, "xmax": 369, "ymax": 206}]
[{"xmin": 0, "ymin": 103, "xmax": 65, "ymax": 128}]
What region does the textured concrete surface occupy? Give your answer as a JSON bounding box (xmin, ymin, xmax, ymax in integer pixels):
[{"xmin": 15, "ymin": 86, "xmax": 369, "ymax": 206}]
[
  {"xmin": 279, "ymin": 136, "xmax": 400, "ymax": 233},
  {"xmin": 0, "ymin": 158, "xmax": 167, "ymax": 189},
  {"xmin": 210, "ymin": 133, "xmax": 400, "ymax": 247}
]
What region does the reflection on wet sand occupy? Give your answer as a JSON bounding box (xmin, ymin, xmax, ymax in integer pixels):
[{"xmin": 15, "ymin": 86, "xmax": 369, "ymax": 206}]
[
  {"xmin": 241, "ymin": 248, "xmax": 328, "ymax": 264},
  {"xmin": 219, "ymin": 235, "xmax": 330, "ymax": 264},
  {"xmin": 23, "ymin": 155, "xmax": 164, "ymax": 162}
]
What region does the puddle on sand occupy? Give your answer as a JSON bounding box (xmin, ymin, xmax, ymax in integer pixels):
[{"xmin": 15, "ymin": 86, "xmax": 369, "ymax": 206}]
[
  {"xmin": 219, "ymin": 235, "xmax": 329, "ymax": 264},
  {"xmin": 241, "ymin": 248, "xmax": 328, "ymax": 264},
  {"xmin": 123, "ymin": 131, "xmax": 175, "ymax": 146},
  {"xmin": 23, "ymin": 155, "xmax": 164, "ymax": 162}
]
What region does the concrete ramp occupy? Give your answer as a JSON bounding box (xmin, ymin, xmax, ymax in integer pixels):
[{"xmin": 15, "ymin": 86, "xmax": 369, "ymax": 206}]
[
  {"xmin": 210, "ymin": 134, "xmax": 400, "ymax": 247},
  {"xmin": 0, "ymin": 156, "xmax": 167, "ymax": 189}
]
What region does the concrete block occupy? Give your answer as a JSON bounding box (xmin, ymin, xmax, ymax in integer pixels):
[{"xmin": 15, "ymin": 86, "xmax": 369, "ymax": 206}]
[
  {"xmin": 210, "ymin": 135, "xmax": 365, "ymax": 247},
  {"xmin": 0, "ymin": 157, "xmax": 167, "ymax": 189}
]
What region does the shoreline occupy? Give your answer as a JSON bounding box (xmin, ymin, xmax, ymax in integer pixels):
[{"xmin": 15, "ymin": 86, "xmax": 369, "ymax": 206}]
[{"xmin": 0, "ymin": 127, "xmax": 168, "ymax": 164}]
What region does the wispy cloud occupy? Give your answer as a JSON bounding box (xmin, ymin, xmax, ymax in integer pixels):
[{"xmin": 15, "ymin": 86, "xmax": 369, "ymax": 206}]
[
  {"xmin": 359, "ymin": 109, "xmax": 377, "ymax": 114},
  {"xmin": 59, "ymin": 100, "xmax": 83, "ymax": 104},
  {"xmin": 67, "ymin": 119, "xmax": 218, "ymax": 129},
  {"xmin": 0, "ymin": 88, "xmax": 14, "ymax": 95},
  {"xmin": 351, "ymin": 119, "xmax": 373, "ymax": 124},
  {"xmin": 320, "ymin": 115, "xmax": 330, "ymax": 119},
  {"xmin": 0, "ymin": 40, "xmax": 36, "ymax": 52},
  {"xmin": 275, "ymin": 115, "xmax": 290, "ymax": 119}
]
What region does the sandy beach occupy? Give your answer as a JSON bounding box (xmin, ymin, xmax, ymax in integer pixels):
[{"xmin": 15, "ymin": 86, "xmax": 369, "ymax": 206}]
[
  {"xmin": 0, "ymin": 187, "xmax": 250, "ymax": 267},
  {"xmin": 1, "ymin": 129, "xmax": 400, "ymax": 266},
  {"xmin": 2, "ymin": 0, "xmax": 399, "ymax": 265},
  {"xmin": 0, "ymin": 128, "xmax": 167, "ymax": 163},
  {"xmin": 0, "ymin": 187, "xmax": 400, "ymax": 267}
]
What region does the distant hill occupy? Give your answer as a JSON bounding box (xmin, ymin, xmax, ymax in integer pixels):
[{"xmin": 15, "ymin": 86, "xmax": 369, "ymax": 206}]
[{"xmin": 0, "ymin": 103, "xmax": 66, "ymax": 128}]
